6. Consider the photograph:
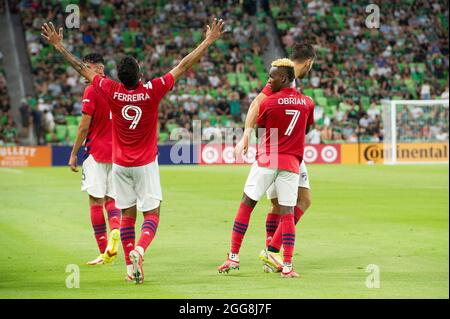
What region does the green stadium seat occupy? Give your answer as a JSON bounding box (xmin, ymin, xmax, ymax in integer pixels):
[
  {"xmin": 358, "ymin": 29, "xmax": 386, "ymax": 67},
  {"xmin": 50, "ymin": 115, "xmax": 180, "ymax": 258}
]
[
  {"xmin": 258, "ymin": 72, "xmax": 267, "ymax": 83},
  {"xmin": 159, "ymin": 132, "xmax": 169, "ymax": 143},
  {"xmin": 303, "ymin": 88, "xmax": 314, "ymax": 97},
  {"xmin": 236, "ymin": 72, "xmax": 247, "ymax": 82},
  {"xmin": 361, "ymin": 96, "xmax": 370, "ymax": 110},
  {"xmin": 416, "ymin": 63, "xmax": 426, "ymax": 73},
  {"xmin": 66, "ymin": 116, "xmax": 78, "ymax": 125},
  {"xmin": 226, "ymin": 73, "xmax": 237, "ymax": 86},
  {"xmin": 122, "ymin": 31, "xmax": 134, "ymax": 48},
  {"xmin": 316, "ymin": 96, "xmax": 328, "ymax": 107},
  {"xmin": 55, "ymin": 125, "xmax": 67, "ymax": 142},
  {"xmin": 240, "ymin": 81, "xmax": 251, "ymax": 94},
  {"xmin": 327, "ymin": 96, "xmax": 341, "ymax": 107},
  {"xmin": 250, "ymin": 80, "xmax": 260, "ymax": 90},
  {"xmin": 313, "ymin": 89, "xmax": 324, "ymax": 98},
  {"xmin": 192, "ymin": 31, "xmax": 202, "ymax": 43},
  {"xmin": 45, "ymin": 133, "xmax": 53, "ymax": 143},
  {"xmin": 166, "ymin": 123, "xmax": 178, "ymax": 133}
]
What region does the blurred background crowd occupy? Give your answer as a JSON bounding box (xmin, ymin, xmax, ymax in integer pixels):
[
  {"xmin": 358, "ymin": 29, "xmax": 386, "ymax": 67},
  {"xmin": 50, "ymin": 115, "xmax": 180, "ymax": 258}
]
[{"xmin": 0, "ymin": 0, "xmax": 448, "ymax": 147}]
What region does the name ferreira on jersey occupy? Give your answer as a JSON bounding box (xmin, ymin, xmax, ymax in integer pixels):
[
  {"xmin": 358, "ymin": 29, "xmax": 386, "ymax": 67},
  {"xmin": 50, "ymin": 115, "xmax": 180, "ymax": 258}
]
[
  {"xmin": 113, "ymin": 92, "xmax": 151, "ymax": 102},
  {"xmin": 277, "ymin": 97, "xmax": 307, "ymax": 105}
]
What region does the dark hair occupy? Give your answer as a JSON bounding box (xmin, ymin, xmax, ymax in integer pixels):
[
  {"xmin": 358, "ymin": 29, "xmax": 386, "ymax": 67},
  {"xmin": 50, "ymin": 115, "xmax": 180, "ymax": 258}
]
[
  {"xmin": 278, "ymin": 66, "xmax": 295, "ymax": 82},
  {"xmin": 290, "ymin": 42, "xmax": 316, "ymax": 62},
  {"xmin": 83, "ymin": 53, "xmax": 104, "ymax": 64},
  {"xmin": 118, "ymin": 56, "xmax": 140, "ymax": 88}
]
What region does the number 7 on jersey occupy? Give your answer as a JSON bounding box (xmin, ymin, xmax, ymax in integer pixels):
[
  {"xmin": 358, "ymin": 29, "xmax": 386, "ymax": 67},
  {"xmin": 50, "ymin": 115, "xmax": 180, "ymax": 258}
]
[{"xmin": 285, "ymin": 109, "xmax": 300, "ymax": 136}]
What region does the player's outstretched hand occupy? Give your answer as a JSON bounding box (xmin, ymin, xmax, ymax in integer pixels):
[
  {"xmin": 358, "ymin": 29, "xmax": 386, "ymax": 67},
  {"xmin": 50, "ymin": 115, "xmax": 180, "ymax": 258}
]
[
  {"xmin": 41, "ymin": 22, "xmax": 63, "ymax": 48},
  {"xmin": 68, "ymin": 155, "xmax": 78, "ymax": 172},
  {"xmin": 205, "ymin": 18, "xmax": 225, "ymax": 44}
]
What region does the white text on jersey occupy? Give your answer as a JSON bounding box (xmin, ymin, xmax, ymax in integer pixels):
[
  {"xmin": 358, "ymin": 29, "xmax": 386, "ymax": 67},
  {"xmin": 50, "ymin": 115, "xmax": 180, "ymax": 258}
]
[
  {"xmin": 113, "ymin": 92, "xmax": 150, "ymax": 102},
  {"xmin": 277, "ymin": 98, "xmax": 306, "ymax": 105}
]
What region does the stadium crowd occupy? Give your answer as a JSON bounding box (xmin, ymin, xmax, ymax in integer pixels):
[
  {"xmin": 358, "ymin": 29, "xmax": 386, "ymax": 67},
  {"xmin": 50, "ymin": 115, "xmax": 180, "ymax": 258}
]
[
  {"xmin": 0, "ymin": 49, "xmax": 20, "ymax": 146},
  {"xmin": 16, "ymin": 0, "xmax": 267, "ymax": 145},
  {"xmin": 3, "ymin": 0, "xmax": 449, "ymax": 146},
  {"xmin": 272, "ymin": 0, "xmax": 449, "ymax": 144}
]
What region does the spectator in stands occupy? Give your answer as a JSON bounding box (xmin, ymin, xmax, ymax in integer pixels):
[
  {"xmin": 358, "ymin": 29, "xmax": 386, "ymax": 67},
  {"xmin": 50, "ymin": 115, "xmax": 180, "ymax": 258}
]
[
  {"xmin": 19, "ymin": 98, "xmax": 31, "ymax": 137},
  {"xmin": 441, "ymin": 85, "xmax": 449, "ymax": 99}
]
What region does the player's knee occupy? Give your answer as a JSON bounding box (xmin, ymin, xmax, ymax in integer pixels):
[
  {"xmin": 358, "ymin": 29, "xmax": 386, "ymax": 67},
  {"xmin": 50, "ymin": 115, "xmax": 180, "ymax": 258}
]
[
  {"xmin": 143, "ymin": 206, "xmax": 160, "ymax": 217},
  {"xmin": 241, "ymin": 193, "xmax": 257, "ymax": 208},
  {"xmin": 278, "ymin": 205, "xmax": 294, "ymax": 216},
  {"xmin": 89, "ymin": 196, "xmax": 104, "ymax": 206},
  {"xmin": 270, "ymin": 198, "xmax": 280, "ymax": 214}
]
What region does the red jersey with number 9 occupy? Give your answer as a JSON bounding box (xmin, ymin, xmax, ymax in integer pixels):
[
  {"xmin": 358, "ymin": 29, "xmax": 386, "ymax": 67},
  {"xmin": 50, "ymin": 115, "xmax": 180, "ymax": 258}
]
[
  {"xmin": 92, "ymin": 73, "xmax": 174, "ymax": 167},
  {"xmin": 256, "ymin": 87, "xmax": 314, "ymax": 173}
]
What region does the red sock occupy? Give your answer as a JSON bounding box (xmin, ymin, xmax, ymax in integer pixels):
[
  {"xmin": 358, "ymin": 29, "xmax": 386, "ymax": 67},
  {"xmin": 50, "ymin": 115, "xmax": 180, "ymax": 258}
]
[
  {"xmin": 105, "ymin": 200, "xmax": 121, "ymax": 230},
  {"xmin": 120, "ymin": 215, "xmax": 136, "ymax": 265},
  {"xmin": 280, "ymin": 213, "xmax": 296, "ymax": 264},
  {"xmin": 90, "ymin": 204, "xmax": 107, "ymax": 253},
  {"xmin": 231, "ymin": 202, "xmax": 254, "ymax": 254},
  {"xmin": 294, "ymin": 206, "xmax": 304, "ymax": 224},
  {"xmin": 268, "ymin": 207, "xmax": 304, "ymax": 252},
  {"xmin": 265, "ymin": 212, "xmax": 280, "ymax": 247},
  {"xmin": 137, "ymin": 213, "xmax": 159, "ymax": 252}
]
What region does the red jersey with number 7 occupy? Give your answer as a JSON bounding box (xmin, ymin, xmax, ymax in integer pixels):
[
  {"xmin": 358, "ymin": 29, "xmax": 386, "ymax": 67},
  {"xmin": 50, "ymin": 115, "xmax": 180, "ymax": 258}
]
[
  {"xmin": 256, "ymin": 87, "xmax": 313, "ymax": 173},
  {"xmin": 92, "ymin": 73, "xmax": 174, "ymax": 167}
]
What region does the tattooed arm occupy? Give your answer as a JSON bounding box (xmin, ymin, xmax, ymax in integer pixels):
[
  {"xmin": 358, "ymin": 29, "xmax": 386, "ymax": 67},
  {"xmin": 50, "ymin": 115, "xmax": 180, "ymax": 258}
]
[{"xmin": 41, "ymin": 22, "xmax": 96, "ymax": 83}]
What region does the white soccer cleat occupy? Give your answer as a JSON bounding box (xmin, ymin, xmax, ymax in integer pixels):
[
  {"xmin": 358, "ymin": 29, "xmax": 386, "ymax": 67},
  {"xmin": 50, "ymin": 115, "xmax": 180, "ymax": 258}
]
[
  {"xmin": 129, "ymin": 249, "xmax": 144, "ymax": 284},
  {"xmin": 281, "ymin": 263, "xmax": 300, "ymax": 278},
  {"xmin": 218, "ymin": 253, "xmax": 240, "ymax": 274},
  {"xmin": 86, "ymin": 254, "xmax": 105, "ymax": 265}
]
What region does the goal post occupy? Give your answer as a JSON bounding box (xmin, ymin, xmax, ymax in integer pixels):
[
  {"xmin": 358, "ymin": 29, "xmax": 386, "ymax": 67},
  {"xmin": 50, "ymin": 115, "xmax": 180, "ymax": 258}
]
[{"xmin": 381, "ymin": 99, "xmax": 449, "ymax": 165}]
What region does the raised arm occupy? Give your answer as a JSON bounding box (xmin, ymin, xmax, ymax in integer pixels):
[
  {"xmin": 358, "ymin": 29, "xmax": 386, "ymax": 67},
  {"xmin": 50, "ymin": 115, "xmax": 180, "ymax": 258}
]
[
  {"xmin": 233, "ymin": 92, "xmax": 267, "ymax": 158},
  {"xmin": 41, "ymin": 22, "xmax": 97, "ymax": 83},
  {"xmin": 169, "ymin": 18, "xmax": 225, "ymax": 82}
]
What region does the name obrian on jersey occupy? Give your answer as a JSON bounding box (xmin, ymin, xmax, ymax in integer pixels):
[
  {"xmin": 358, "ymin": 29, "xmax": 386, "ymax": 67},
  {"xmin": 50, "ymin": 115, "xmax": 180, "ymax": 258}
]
[
  {"xmin": 92, "ymin": 73, "xmax": 174, "ymax": 167},
  {"xmin": 256, "ymin": 87, "xmax": 313, "ymax": 173}
]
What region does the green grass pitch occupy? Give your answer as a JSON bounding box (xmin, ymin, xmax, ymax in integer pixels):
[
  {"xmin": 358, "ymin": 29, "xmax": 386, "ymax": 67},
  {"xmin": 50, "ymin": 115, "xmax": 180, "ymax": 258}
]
[{"xmin": 0, "ymin": 164, "xmax": 448, "ymax": 298}]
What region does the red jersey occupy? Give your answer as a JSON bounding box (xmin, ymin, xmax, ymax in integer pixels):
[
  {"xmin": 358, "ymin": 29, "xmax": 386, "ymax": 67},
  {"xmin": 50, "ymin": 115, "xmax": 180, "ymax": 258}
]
[
  {"xmin": 81, "ymin": 83, "xmax": 112, "ymax": 163},
  {"xmin": 92, "ymin": 73, "xmax": 174, "ymax": 167},
  {"xmin": 262, "ymin": 82, "xmax": 315, "ymax": 119},
  {"xmin": 256, "ymin": 87, "xmax": 314, "ymax": 173}
]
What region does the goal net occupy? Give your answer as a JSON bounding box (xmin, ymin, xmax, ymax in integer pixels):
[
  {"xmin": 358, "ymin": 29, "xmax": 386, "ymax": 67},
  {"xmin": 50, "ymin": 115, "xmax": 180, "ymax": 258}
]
[{"xmin": 382, "ymin": 99, "xmax": 449, "ymax": 164}]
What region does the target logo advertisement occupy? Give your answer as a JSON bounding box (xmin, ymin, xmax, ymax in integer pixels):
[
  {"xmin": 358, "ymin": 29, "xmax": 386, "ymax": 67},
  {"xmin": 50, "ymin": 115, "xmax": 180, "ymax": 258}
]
[
  {"xmin": 303, "ymin": 144, "xmax": 341, "ymax": 164},
  {"xmin": 199, "ymin": 144, "xmax": 341, "ymax": 165},
  {"xmin": 199, "ymin": 144, "xmax": 257, "ymax": 165}
]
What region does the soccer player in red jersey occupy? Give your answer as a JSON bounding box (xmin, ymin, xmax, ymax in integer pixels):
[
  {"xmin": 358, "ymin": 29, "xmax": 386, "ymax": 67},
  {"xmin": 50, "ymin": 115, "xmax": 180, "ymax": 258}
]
[
  {"xmin": 234, "ymin": 43, "xmax": 316, "ymax": 272},
  {"xmin": 218, "ymin": 59, "xmax": 314, "ymax": 278},
  {"xmin": 68, "ymin": 53, "xmax": 121, "ymax": 266},
  {"xmin": 42, "ymin": 19, "xmax": 225, "ymax": 283}
]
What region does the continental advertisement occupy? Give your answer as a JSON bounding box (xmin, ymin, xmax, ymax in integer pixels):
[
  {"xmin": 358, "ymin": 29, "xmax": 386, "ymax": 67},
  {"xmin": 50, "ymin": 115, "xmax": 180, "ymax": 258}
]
[
  {"xmin": 341, "ymin": 142, "xmax": 449, "ymax": 164},
  {"xmin": 0, "ymin": 146, "xmax": 52, "ymax": 167}
]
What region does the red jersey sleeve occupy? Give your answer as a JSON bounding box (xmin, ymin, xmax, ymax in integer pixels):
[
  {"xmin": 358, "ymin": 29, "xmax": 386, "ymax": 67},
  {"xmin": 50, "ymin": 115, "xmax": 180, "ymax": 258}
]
[
  {"xmin": 257, "ymin": 99, "xmax": 269, "ymax": 127},
  {"xmin": 149, "ymin": 73, "xmax": 174, "ymax": 102},
  {"xmin": 92, "ymin": 75, "xmax": 116, "ymax": 100},
  {"xmin": 261, "ymin": 83, "xmax": 273, "ymax": 96},
  {"xmin": 81, "ymin": 86, "xmax": 96, "ymax": 116}
]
